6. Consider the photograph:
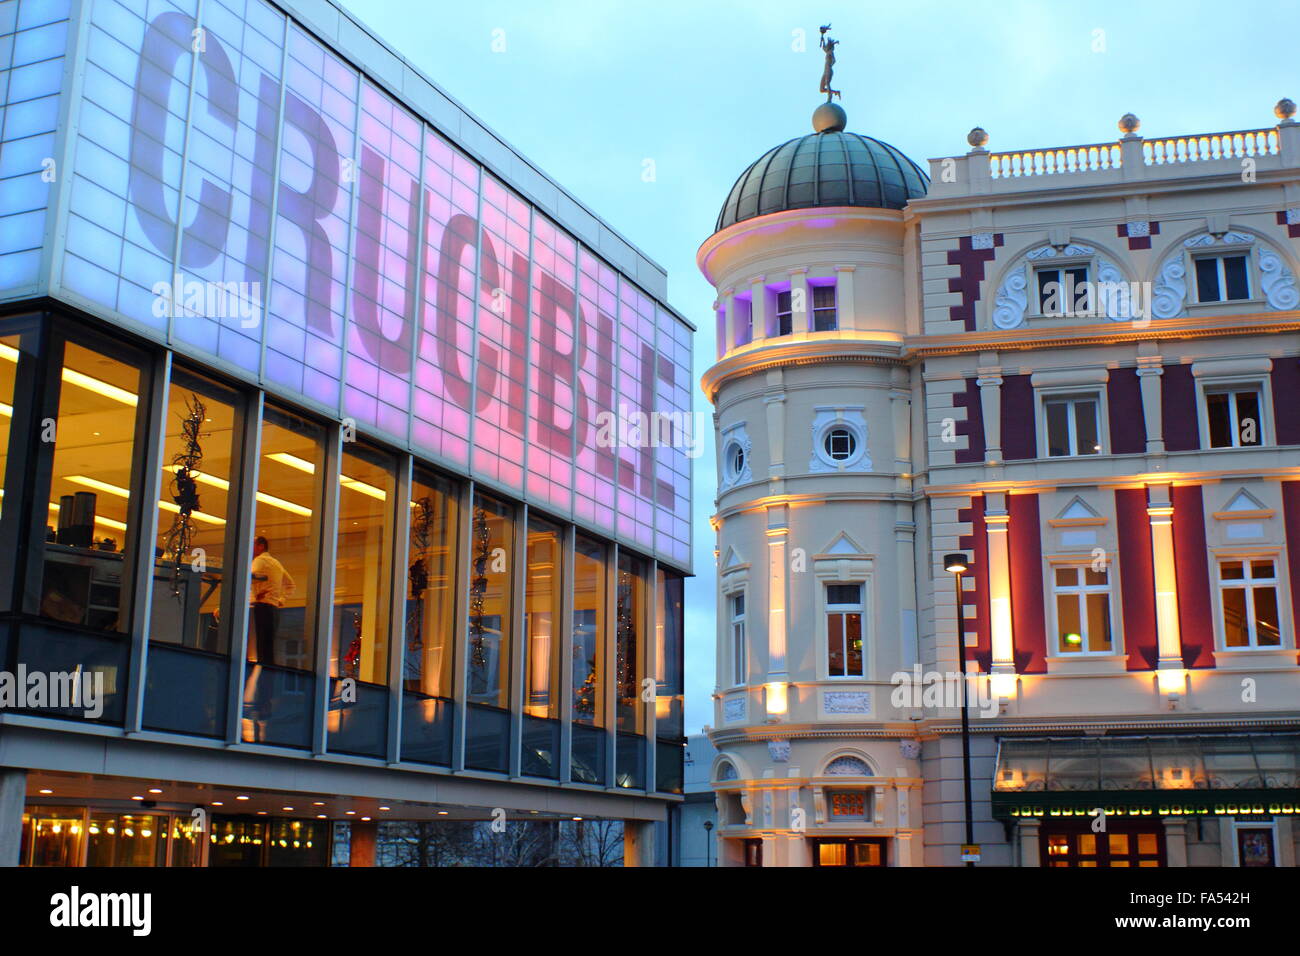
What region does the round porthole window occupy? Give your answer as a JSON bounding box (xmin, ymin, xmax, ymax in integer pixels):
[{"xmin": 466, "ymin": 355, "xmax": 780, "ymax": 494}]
[{"xmin": 824, "ymin": 427, "xmax": 856, "ymax": 462}]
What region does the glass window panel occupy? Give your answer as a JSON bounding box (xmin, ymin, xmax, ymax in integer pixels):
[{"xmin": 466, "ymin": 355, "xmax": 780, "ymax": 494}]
[
  {"xmin": 39, "ymin": 341, "xmax": 143, "ymax": 633},
  {"xmin": 1046, "ymin": 400, "xmax": 1070, "ymax": 457},
  {"xmin": 1083, "ymin": 567, "xmax": 1107, "ymax": 586},
  {"xmin": 616, "ymin": 550, "xmax": 646, "ymax": 733},
  {"xmin": 1058, "ymin": 594, "xmax": 1082, "ymax": 653},
  {"xmin": 1254, "ymin": 586, "xmax": 1280, "ymax": 646},
  {"xmin": 1067, "ymin": 267, "xmax": 1090, "ymax": 313},
  {"xmin": 827, "ymin": 583, "xmax": 861, "ymax": 605},
  {"xmin": 1206, "ymin": 392, "xmax": 1233, "ymax": 448},
  {"xmin": 1137, "ymin": 833, "xmax": 1158, "ymax": 855},
  {"xmin": 0, "ymin": 334, "xmax": 19, "ymax": 522},
  {"xmin": 467, "ymin": 494, "xmax": 513, "ymax": 708},
  {"xmin": 1108, "ymin": 833, "xmax": 1130, "ymax": 855},
  {"xmin": 845, "ymin": 612, "xmax": 863, "ymax": 676},
  {"xmin": 655, "ymin": 567, "xmax": 684, "ymax": 739},
  {"xmin": 1037, "ymin": 269, "xmax": 1059, "ymax": 312},
  {"xmin": 1223, "ymin": 255, "xmax": 1250, "ymax": 300},
  {"xmin": 1220, "ymin": 560, "xmax": 1244, "ymax": 580},
  {"xmin": 404, "ymin": 470, "xmax": 458, "ymax": 698},
  {"xmin": 331, "ymin": 444, "xmax": 396, "ymax": 685},
  {"xmin": 1079, "ymin": 833, "xmax": 1096, "ymax": 855},
  {"xmin": 1195, "ymin": 257, "xmax": 1221, "ymax": 302},
  {"xmin": 1086, "ymin": 593, "xmax": 1112, "ymax": 652},
  {"xmin": 1222, "ymin": 587, "xmax": 1248, "ymax": 647},
  {"xmin": 22, "ymin": 808, "xmax": 84, "ymax": 867},
  {"xmin": 523, "ymin": 517, "xmax": 562, "ymax": 718},
  {"xmin": 1055, "ymin": 567, "xmax": 1078, "ymax": 587},
  {"xmin": 249, "ymin": 406, "xmax": 324, "ymax": 670},
  {"xmin": 828, "ymin": 613, "xmax": 845, "ymax": 676},
  {"xmin": 1235, "ymin": 390, "xmax": 1260, "ymax": 446},
  {"xmin": 1250, "ymin": 560, "xmax": 1274, "ymax": 579},
  {"xmin": 152, "ymin": 371, "xmax": 239, "ymax": 654},
  {"xmin": 1074, "ymin": 400, "xmax": 1099, "ymax": 455},
  {"xmin": 572, "ymin": 535, "xmax": 605, "ymax": 725}
]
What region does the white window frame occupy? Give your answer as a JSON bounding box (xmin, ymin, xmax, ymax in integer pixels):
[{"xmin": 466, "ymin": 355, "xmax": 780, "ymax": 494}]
[
  {"xmin": 809, "ymin": 407, "xmax": 870, "ymax": 473},
  {"xmin": 1032, "ymin": 259, "xmax": 1093, "ymax": 318},
  {"xmin": 1051, "ymin": 563, "xmax": 1117, "ymax": 655},
  {"xmin": 729, "ymin": 590, "xmax": 747, "ymax": 687},
  {"xmin": 1040, "ymin": 391, "xmax": 1105, "ymax": 458},
  {"xmin": 1199, "ymin": 380, "xmax": 1269, "ymax": 449},
  {"xmin": 1191, "ymin": 250, "xmax": 1253, "ymax": 304},
  {"xmin": 1216, "ymin": 555, "xmax": 1284, "ymax": 650},
  {"xmin": 774, "ymin": 289, "xmax": 794, "ymax": 337},
  {"xmin": 825, "ymin": 582, "xmax": 866, "ymax": 679},
  {"xmin": 719, "ymin": 422, "xmax": 753, "ymax": 490},
  {"xmin": 810, "ymin": 282, "xmax": 838, "ymax": 332}
]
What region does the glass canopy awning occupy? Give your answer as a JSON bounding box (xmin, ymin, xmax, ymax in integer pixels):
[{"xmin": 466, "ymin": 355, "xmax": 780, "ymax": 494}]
[{"xmin": 991, "ymin": 733, "xmax": 1300, "ymax": 819}]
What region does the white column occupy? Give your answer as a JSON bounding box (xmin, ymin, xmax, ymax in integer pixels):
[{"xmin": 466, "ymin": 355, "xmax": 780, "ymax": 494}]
[
  {"xmin": 766, "ymin": 505, "xmax": 789, "ymax": 721},
  {"xmin": 749, "ymin": 276, "xmax": 768, "ymax": 342},
  {"xmin": 1163, "ymin": 817, "xmax": 1189, "ymax": 867},
  {"xmin": 977, "ymin": 362, "xmax": 1003, "ymax": 464},
  {"xmin": 623, "ymin": 819, "xmax": 658, "ymax": 867},
  {"xmin": 1017, "ymin": 819, "xmax": 1041, "ymax": 867},
  {"xmin": 1137, "ymin": 354, "xmax": 1164, "ymax": 454},
  {"xmin": 789, "ymin": 267, "xmax": 810, "ymax": 332},
  {"xmin": 834, "ymin": 264, "xmax": 856, "ymax": 329},
  {"xmin": 722, "ymin": 288, "xmax": 736, "ymax": 353}
]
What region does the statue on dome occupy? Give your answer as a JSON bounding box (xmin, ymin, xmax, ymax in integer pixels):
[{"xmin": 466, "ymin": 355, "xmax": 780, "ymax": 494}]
[{"xmin": 819, "ymin": 24, "xmax": 841, "ymax": 101}]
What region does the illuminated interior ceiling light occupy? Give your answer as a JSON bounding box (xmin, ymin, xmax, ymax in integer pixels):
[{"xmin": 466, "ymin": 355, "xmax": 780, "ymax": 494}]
[
  {"xmin": 267, "ymin": 452, "xmax": 315, "ymax": 474},
  {"xmin": 1064, "ymin": 632, "xmax": 1083, "ymax": 645},
  {"xmin": 64, "ymin": 476, "xmax": 226, "ymax": 526},
  {"xmin": 165, "ymin": 464, "xmax": 230, "ymax": 491},
  {"xmin": 255, "ymin": 491, "xmax": 312, "ymax": 517},
  {"xmin": 0, "ymin": 343, "xmax": 17, "ymax": 362},
  {"xmin": 0, "ymin": 402, "xmax": 11, "ymax": 417},
  {"xmin": 62, "ymin": 367, "xmax": 138, "ymax": 407},
  {"xmin": 340, "ymin": 475, "xmax": 387, "ymax": 501}
]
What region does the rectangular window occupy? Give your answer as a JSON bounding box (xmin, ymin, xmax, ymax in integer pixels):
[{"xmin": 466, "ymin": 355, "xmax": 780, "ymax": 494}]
[
  {"xmin": 38, "ymin": 341, "xmax": 146, "ymax": 634},
  {"xmin": 1195, "ymin": 254, "xmax": 1251, "ymax": 303},
  {"xmin": 1205, "ymin": 387, "xmax": 1263, "ymax": 448},
  {"xmin": 1054, "ymin": 566, "xmax": 1114, "ymax": 654},
  {"xmin": 655, "ymin": 567, "xmax": 685, "ymax": 742},
  {"xmin": 1045, "ymin": 395, "xmax": 1101, "ymax": 457},
  {"xmin": 616, "ymin": 550, "xmax": 646, "ymax": 732},
  {"xmin": 812, "ymin": 284, "xmax": 837, "ymax": 331},
  {"xmin": 400, "ymin": 469, "xmax": 458, "ymax": 766},
  {"xmin": 774, "ymin": 291, "xmax": 793, "ymax": 337},
  {"xmin": 826, "ymin": 583, "xmax": 864, "ymax": 677},
  {"xmin": 523, "ymin": 517, "xmax": 562, "ymax": 718},
  {"xmin": 332, "ymin": 444, "xmax": 397, "ymax": 686},
  {"xmin": 144, "ymin": 370, "xmax": 244, "ymax": 738},
  {"xmin": 829, "ymin": 790, "xmax": 868, "ymax": 818},
  {"xmin": 403, "ymin": 470, "xmax": 458, "ymax": 698},
  {"xmin": 249, "ymin": 406, "xmax": 326, "ymax": 671},
  {"xmin": 1219, "ymin": 558, "xmax": 1281, "ymax": 648},
  {"xmin": 1037, "ymin": 266, "xmax": 1090, "ymax": 315},
  {"xmin": 465, "ymin": 494, "xmax": 514, "ymax": 773},
  {"xmin": 730, "ymin": 592, "xmax": 746, "ymax": 686},
  {"xmin": 572, "ymin": 536, "xmax": 606, "ymax": 726}
]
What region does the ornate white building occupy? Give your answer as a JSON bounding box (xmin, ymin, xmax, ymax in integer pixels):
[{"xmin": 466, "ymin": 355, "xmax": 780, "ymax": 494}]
[{"xmin": 701, "ymin": 93, "xmax": 1300, "ymax": 867}]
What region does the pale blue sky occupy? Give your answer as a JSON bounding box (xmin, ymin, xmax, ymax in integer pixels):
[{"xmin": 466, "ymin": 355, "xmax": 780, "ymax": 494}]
[{"xmin": 339, "ymin": 0, "xmax": 1297, "ymax": 736}]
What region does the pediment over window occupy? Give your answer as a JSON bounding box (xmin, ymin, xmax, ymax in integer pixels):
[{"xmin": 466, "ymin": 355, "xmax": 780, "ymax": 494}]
[
  {"xmin": 822, "ymin": 531, "xmax": 867, "ymax": 556},
  {"xmin": 1214, "ymin": 488, "xmax": 1273, "ymax": 520},
  {"xmin": 1048, "ymin": 495, "xmax": 1106, "ymax": 527}
]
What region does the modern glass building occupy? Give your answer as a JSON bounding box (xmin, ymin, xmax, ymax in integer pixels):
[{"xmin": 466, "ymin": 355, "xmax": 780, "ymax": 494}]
[{"xmin": 0, "ymin": 0, "xmax": 691, "ymax": 866}]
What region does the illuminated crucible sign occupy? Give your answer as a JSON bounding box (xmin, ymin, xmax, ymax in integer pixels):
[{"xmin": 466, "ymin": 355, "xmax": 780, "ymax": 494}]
[{"xmin": 28, "ymin": 0, "xmax": 690, "ymax": 565}]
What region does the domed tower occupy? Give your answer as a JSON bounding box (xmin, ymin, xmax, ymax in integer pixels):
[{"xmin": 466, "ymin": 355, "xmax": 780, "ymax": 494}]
[{"xmin": 700, "ymin": 44, "xmax": 930, "ymax": 867}]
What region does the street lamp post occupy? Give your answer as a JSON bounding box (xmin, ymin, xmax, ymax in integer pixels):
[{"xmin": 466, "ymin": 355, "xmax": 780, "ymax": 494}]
[
  {"xmin": 944, "ymin": 552, "xmax": 975, "ymax": 868},
  {"xmin": 703, "ymin": 819, "xmax": 714, "ymax": 867}
]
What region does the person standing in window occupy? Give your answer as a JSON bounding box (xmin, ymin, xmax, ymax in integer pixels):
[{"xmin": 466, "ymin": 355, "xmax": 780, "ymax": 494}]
[{"xmin": 250, "ymin": 536, "xmax": 295, "ymax": 667}]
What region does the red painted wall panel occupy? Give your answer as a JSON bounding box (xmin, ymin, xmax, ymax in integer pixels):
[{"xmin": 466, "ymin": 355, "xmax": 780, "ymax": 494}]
[
  {"xmin": 1116, "ymin": 487, "xmax": 1159, "ymax": 670},
  {"xmin": 1008, "ymin": 493, "xmax": 1047, "ymax": 674},
  {"xmin": 1171, "ymin": 484, "xmax": 1215, "ymax": 668}
]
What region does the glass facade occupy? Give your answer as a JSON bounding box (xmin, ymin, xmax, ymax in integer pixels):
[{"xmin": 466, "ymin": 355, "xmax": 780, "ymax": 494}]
[{"xmin": 0, "ymin": 312, "xmax": 685, "ymax": 794}]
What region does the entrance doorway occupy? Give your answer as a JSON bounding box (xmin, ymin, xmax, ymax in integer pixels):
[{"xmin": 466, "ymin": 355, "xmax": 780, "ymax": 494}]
[
  {"xmin": 810, "ymin": 837, "xmax": 888, "ymax": 867},
  {"xmin": 1041, "ymin": 820, "xmax": 1164, "ymax": 867}
]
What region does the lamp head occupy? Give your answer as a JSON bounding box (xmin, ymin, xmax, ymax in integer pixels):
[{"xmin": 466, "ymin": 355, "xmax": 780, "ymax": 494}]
[{"xmin": 943, "ymin": 553, "xmax": 969, "ymax": 574}]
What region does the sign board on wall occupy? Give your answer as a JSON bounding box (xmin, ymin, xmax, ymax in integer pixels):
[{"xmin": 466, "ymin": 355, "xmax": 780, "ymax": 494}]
[{"xmin": 0, "ymin": 0, "xmax": 692, "ymax": 568}]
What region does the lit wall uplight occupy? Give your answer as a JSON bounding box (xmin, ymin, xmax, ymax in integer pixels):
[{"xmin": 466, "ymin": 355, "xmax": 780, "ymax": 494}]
[{"xmin": 764, "ymin": 681, "xmax": 789, "ymax": 716}]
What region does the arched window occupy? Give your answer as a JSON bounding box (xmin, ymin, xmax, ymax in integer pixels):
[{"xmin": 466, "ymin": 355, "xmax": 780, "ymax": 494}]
[{"xmin": 824, "ymin": 755, "xmax": 871, "ymax": 776}]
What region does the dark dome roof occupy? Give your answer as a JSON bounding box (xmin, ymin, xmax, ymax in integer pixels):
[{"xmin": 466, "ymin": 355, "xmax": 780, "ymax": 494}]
[{"xmin": 716, "ymin": 131, "xmax": 929, "ymax": 233}]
